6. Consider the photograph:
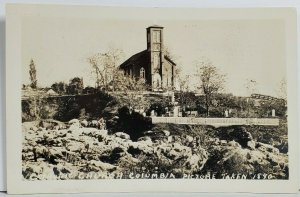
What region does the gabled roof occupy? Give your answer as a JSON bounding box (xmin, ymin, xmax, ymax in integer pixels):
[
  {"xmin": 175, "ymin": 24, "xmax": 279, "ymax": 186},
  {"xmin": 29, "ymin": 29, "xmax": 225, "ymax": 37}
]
[
  {"xmin": 119, "ymin": 50, "xmax": 148, "ymax": 69},
  {"xmin": 46, "ymin": 89, "xmax": 58, "ymax": 95},
  {"xmin": 119, "ymin": 50, "xmax": 176, "ymax": 69}
]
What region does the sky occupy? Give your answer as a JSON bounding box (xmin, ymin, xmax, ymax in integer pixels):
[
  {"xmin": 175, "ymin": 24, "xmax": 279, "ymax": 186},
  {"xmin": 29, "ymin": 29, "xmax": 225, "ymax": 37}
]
[{"xmin": 22, "ymin": 12, "xmax": 286, "ymax": 97}]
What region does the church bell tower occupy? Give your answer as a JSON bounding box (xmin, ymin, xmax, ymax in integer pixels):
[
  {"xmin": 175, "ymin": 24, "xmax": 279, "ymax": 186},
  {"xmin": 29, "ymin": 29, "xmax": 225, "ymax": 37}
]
[{"xmin": 146, "ymin": 25, "xmax": 164, "ymax": 90}]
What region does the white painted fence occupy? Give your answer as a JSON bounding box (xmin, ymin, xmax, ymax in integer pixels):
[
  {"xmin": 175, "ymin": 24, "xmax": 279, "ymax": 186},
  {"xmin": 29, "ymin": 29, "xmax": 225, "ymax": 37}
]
[{"xmin": 151, "ymin": 117, "xmax": 279, "ymax": 126}]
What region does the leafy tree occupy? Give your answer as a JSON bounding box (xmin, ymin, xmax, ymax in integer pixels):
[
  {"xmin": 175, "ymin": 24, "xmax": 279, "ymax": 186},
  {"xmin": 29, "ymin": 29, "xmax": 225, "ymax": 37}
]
[
  {"xmin": 195, "ymin": 59, "xmax": 226, "ymax": 117},
  {"xmin": 66, "ymin": 77, "xmax": 84, "ymax": 95},
  {"xmin": 29, "ymin": 59, "xmax": 37, "ymax": 89},
  {"xmin": 51, "ymin": 82, "xmax": 67, "ymax": 95}
]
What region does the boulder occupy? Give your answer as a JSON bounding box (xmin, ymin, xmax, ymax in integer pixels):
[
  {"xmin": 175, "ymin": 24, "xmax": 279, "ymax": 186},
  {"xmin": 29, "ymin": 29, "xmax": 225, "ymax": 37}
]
[
  {"xmin": 247, "ymin": 140, "xmax": 256, "ymax": 150},
  {"xmin": 88, "ymin": 160, "xmax": 117, "ymax": 172},
  {"xmin": 218, "ymin": 126, "xmax": 253, "ymax": 148},
  {"xmin": 89, "ymin": 120, "xmax": 99, "ymax": 128},
  {"xmin": 185, "ymin": 135, "xmax": 194, "ymax": 143},
  {"xmin": 162, "ymin": 130, "xmax": 170, "ymax": 136},
  {"xmin": 137, "ymin": 136, "xmax": 152, "ymax": 146},
  {"xmin": 184, "ymin": 151, "xmax": 208, "ymax": 172},
  {"xmin": 167, "ymin": 136, "xmax": 173, "ymax": 143},
  {"xmin": 114, "ymin": 132, "xmax": 130, "ymax": 140},
  {"xmin": 68, "ymin": 119, "xmax": 81, "ymax": 130},
  {"xmin": 66, "ymin": 141, "xmax": 85, "ymax": 153},
  {"xmin": 69, "ymin": 119, "xmax": 80, "ymax": 125},
  {"xmin": 30, "ymin": 126, "xmax": 38, "ymax": 132},
  {"xmin": 257, "ymin": 142, "xmax": 280, "ymax": 154},
  {"xmin": 228, "ymin": 140, "xmax": 241, "ymax": 148},
  {"xmin": 220, "ymin": 140, "xmax": 227, "ymax": 145},
  {"xmin": 81, "ymin": 120, "xmax": 88, "ymax": 127}
]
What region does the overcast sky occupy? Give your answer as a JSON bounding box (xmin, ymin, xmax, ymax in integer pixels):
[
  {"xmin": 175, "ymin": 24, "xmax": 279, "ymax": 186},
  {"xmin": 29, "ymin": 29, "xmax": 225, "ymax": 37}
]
[{"xmin": 22, "ymin": 12, "xmax": 286, "ymax": 97}]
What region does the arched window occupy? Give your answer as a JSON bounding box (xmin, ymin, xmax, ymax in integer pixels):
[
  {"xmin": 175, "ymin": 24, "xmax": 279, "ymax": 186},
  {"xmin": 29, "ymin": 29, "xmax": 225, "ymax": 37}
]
[{"xmin": 140, "ymin": 67, "xmax": 145, "ymax": 79}]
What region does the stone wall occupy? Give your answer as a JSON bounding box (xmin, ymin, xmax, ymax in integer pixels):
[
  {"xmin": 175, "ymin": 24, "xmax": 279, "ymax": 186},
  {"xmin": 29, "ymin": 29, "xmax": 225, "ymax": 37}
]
[{"xmin": 151, "ymin": 117, "xmax": 279, "ymax": 126}]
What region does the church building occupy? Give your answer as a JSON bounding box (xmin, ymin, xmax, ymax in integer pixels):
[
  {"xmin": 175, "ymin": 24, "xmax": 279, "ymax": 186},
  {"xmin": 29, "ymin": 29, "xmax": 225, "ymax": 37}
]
[{"xmin": 119, "ymin": 25, "xmax": 176, "ymax": 90}]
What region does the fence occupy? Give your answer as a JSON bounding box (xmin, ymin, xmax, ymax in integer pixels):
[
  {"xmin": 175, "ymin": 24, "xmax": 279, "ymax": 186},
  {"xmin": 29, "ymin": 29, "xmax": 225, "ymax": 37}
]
[{"xmin": 151, "ymin": 117, "xmax": 279, "ymax": 126}]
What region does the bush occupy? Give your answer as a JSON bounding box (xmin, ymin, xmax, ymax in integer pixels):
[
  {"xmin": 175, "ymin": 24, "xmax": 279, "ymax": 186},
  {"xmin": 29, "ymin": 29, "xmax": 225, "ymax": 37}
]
[
  {"xmin": 115, "ymin": 106, "xmax": 152, "ymax": 140},
  {"xmin": 213, "ymin": 126, "xmax": 252, "ymax": 148}
]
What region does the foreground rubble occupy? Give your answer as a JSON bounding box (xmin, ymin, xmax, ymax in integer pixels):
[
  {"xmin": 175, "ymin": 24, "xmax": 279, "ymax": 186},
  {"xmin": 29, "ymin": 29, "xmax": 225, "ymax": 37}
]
[{"xmin": 22, "ymin": 119, "xmax": 288, "ymax": 180}]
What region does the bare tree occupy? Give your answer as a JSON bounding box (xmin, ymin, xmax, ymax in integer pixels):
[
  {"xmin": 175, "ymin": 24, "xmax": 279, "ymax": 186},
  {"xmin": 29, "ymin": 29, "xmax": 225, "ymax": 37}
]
[
  {"xmin": 29, "ymin": 59, "xmax": 37, "ymax": 89},
  {"xmin": 195, "ymin": 59, "xmax": 226, "ymax": 117},
  {"xmin": 244, "ymin": 78, "xmax": 258, "ymax": 96},
  {"xmin": 277, "ymin": 77, "xmax": 287, "ymax": 101},
  {"xmin": 177, "ymin": 74, "xmax": 195, "ymax": 114},
  {"xmin": 88, "ymin": 47, "xmax": 125, "ymax": 91}
]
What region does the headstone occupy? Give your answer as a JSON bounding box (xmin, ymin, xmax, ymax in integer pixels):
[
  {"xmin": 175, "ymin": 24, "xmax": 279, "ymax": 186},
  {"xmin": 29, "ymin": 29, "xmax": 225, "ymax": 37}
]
[
  {"xmin": 225, "ymin": 110, "xmax": 229, "ymax": 118},
  {"xmin": 151, "ymin": 110, "xmax": 156, "ymax": 117},
  {"xmin": 272, "ymin": 109, "xmax": 276, "ymax": 117},
  {"xmin": 173, "ymin": 106, "xmax": 179, "ymax": 117}
]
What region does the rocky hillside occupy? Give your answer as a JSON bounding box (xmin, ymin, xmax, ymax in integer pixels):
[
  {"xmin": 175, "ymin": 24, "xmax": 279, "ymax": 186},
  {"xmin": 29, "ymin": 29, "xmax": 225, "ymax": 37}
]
[{"xmin": 22, "ymin": 119, "xmax": 288, "ymax": 180}]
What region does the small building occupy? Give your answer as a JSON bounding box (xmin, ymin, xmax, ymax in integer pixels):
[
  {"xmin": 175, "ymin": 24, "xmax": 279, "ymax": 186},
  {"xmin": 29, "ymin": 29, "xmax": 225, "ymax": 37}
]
[
  {"xmin": 119, "ymin": 25, "xmax": 176, "ymax": 90},
  {"xmin": 46, "ymin": 89, "xmax": 58, "ymax": 96}
]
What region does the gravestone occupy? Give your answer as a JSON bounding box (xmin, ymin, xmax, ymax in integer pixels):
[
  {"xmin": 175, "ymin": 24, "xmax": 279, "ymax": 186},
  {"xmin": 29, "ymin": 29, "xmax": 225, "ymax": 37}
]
[
  {"xmin": 173, "ymin": 106, "xmax": 179, "ymax": 117},
  {"xmin": 151, "ymin": 110, "xmax": 156, "ymax": 117},
  {"xmin": 272, "ymin": 109, "xmax": 276, "ymax": 117},
  {"xmin": 225, "ymin": 110, "xmax": 229, "ymax": 118}
]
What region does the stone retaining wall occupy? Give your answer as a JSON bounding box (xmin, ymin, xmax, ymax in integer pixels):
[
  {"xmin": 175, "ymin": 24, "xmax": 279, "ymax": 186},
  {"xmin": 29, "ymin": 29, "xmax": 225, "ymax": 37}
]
[{"xmin": 151, "ymin": 117, "xmax": 279, "ymax": 126}]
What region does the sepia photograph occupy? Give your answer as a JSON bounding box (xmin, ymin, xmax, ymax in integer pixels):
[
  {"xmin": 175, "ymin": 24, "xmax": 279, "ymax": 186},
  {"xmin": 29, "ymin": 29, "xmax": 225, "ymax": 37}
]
[{"xmin": 6, "ymin": 4, "xmax": 298, "ymax": 194}]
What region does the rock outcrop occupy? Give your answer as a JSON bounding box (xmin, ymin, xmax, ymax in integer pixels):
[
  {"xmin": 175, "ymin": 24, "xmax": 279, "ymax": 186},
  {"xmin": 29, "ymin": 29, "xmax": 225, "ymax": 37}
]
[{"xmin": 22, "ymin": 121, "xmax": 288, "ymax": 180}]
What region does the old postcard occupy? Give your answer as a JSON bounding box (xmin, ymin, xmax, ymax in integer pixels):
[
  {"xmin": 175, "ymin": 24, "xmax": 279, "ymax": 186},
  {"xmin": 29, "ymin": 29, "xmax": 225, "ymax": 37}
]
[{"xmin": 6, "ymin": 4, "xmax": 298, "ymax": 194}]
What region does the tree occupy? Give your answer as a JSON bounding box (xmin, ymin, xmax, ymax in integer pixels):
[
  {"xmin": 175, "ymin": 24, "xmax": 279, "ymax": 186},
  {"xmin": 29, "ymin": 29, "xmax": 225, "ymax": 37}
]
[
  {"xmin": 88, "ymin": 47, "xmax": 150, "ymax": 110},
  {"xmin": 244, "ymin": 79, "xmax": 258, "ymax": 117},
  {"xmin": 66, "ymin": 77, "xmax": 84, "ymax": 95},
  {"xmin": 29, "ymin": 59, "xmax": 37, "ymax": 89},
  {"xmin": 114, "ymin": 73, "xmax": 150, "ymax": 110},
  {"xmin": 51, "ymin": 82, "xmax": 67, "ymax": 95},
  {"xmin": 195, "ymin": 59, "xmax": 226, "ymax": 117},
  {"xmin": 176, "ymin": 74, "xmax": 196, "ymax": 115},
  {"xmin": 277, "ymin": 78, "xmax": 287, "ymax": 101},
  {"xmin": 88, "ymin": 47, "xmax": 125, "ymax": 91},
  {"xmin": 244, "ymin": 79, "xmax": 258, "ymax": 96}
]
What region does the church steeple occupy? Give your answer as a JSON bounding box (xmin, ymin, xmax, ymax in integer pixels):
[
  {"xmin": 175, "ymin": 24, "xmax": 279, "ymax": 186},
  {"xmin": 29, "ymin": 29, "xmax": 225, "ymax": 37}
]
[
  {"xmin": 146, "ymin": 25, "xmax": 164, "ymax": 52},
  {"xmin": 146, "ymin": 25, "xmax": 164, "ymax": 89}
]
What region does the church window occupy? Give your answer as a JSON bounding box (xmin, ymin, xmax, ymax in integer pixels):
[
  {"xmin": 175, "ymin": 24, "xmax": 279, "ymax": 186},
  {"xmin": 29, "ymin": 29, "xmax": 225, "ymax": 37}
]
[{"xmin": 140, "ymin": 67, "xmax": 145, "ymax": 79}]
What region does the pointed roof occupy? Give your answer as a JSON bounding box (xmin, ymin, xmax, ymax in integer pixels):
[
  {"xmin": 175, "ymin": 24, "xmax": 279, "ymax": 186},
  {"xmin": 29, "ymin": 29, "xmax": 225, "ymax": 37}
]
[{"xmin": 119, "ymin": 50, "xmax": 149, "ymax": 69}]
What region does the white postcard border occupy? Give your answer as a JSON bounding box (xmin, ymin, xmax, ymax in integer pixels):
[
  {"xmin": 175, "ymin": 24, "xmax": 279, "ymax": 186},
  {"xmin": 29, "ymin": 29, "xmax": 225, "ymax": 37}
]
[{"xmin": 6, "ymin": 4, "xmax": 298, "ymax": 194}]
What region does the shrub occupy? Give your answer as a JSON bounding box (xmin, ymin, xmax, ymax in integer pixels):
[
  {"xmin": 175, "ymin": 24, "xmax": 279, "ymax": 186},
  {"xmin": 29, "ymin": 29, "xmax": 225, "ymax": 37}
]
[{"xmin": 116, "ymin": 106, "xmax": 152, "ymax": 140}]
